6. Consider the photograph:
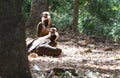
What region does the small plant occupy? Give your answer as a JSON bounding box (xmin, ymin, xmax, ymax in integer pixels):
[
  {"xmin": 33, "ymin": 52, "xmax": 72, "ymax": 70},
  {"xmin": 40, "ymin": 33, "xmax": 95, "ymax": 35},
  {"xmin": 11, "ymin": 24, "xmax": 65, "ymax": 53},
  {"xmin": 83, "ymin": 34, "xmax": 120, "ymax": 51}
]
[
  {"xmin": 112, "ymin": 73, "xmax": 119, "ymax": 78},
  {"xmin": 57, "ymin": 71, "xmax": 71, "ymax": 78}
]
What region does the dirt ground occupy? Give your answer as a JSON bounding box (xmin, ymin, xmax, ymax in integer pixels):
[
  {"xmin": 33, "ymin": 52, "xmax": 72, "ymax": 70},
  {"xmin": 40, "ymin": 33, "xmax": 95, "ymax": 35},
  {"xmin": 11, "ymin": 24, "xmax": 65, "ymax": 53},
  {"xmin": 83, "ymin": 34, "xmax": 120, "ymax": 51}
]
[{"xmin": 29, "ymin": 32, "xmax": 120, "ymax": 78}]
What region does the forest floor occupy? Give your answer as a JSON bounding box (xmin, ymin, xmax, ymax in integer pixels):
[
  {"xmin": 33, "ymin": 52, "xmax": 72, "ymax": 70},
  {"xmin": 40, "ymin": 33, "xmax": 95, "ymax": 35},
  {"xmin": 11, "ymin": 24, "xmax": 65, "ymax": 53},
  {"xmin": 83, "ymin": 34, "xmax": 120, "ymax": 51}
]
[{"xmin": 28, "ymin": 31, "xmax": 120, "ymax": 78}]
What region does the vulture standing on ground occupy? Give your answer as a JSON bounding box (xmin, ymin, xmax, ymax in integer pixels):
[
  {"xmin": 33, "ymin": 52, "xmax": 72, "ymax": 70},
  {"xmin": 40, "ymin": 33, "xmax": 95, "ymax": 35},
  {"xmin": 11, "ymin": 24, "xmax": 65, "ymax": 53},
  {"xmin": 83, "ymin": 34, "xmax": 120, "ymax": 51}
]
[{"xmin": 27, "ymin": 27, "xmax": 62, "ymax": 56}]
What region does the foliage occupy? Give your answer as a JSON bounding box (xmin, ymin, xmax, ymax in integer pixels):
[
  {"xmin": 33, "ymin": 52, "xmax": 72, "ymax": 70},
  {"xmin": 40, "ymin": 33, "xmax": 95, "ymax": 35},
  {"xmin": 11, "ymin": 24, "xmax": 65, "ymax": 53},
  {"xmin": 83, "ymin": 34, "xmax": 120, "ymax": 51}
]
[
  {"xmin": 22, "ymin": 0, "xmax": 32, "ymax": 21},
  {"xmin": 50, "ymin": 12, "xmax": 73, "ymax": 30},
  {"xmin": 110, "ymin": 23, "xmax": 120, "ymax": 42},
  {"xmin": 78, "ymin": 10, "xmax": 105, "ymax": 36},
  {"xmin": 57, "ymin": 71, "xmax": 71, "ymax": 78},
  {"xmin": 49, "ymin": 0, "xmax": 120, "ymax": 41},
  {"xmin": 79, "ymin": 0, "xmax": 120, "ymax": 41},
  {"xmin": 87, "ymin": 0, "xmax": 118, "ymax": 23},
  {"xmin": 49, "ymin": 0, "xmax": 74, "ymax": 29},
  {"xmin": 22, "ymin": 0, "xmax": 120, "ymax": 41}
]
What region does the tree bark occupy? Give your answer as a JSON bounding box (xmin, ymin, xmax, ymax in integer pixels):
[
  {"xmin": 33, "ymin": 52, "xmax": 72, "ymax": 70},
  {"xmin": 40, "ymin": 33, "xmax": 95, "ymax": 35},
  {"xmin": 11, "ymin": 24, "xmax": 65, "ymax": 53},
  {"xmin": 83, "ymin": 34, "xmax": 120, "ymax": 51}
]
[
  {"xmin": 26, "ymin": 0, "xmax": 49, "ymax": 37},
  {"xmin": 73, "ymin": 0, "xmax": 79, "ymax": 32},
  {"xmin": 0, "ymin": 0, "xmax": 32, "ymax": 78}
]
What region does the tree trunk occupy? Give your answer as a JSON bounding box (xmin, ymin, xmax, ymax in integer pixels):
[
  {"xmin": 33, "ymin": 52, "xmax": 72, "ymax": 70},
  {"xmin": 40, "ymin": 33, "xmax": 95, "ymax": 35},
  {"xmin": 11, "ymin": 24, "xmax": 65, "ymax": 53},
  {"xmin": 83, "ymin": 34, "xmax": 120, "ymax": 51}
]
[
  {"xmin": 26, "ymin": 0, "xmax": 49, "ymax": 37},
  {"xmin": 0, "ymin": 0, "xmax": 32, "ymax": 78},
  {"xmin": 73, "ymin": 0, "xmax": 79, "ymax": 32}
]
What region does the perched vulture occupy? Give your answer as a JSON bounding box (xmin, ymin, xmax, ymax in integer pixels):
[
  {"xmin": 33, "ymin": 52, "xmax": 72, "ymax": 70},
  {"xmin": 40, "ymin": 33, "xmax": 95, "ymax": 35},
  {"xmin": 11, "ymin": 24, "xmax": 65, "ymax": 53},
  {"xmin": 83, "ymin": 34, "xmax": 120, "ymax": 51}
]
[{"xmin": 37, "ymin": 12, "xmax": 52, "ymax": 37}]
